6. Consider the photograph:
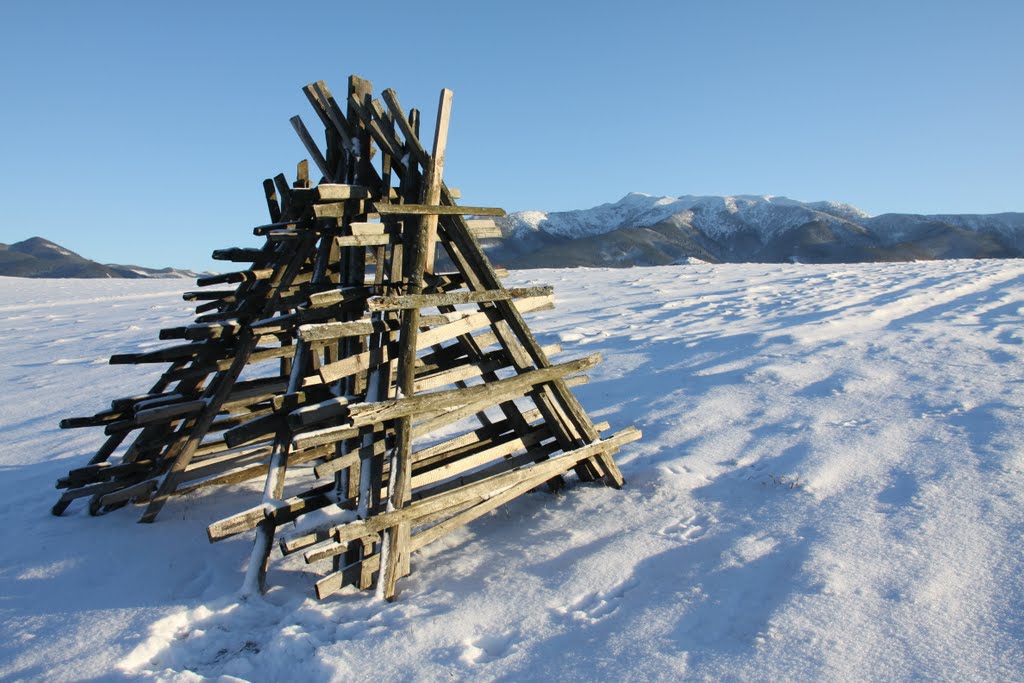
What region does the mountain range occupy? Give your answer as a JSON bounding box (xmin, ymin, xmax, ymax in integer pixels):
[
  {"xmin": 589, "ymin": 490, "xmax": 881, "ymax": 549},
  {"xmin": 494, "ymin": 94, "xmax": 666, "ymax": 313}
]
[
  {"xmin": 0, "ymin": 237, "xmax": 204, "ymax": 279},
  {"xmin": 488, "ymin": 193, "xmax": 1024, "ymax": 268},
  {"xmin": 5, "ymin": 194, "xmax": 1023, "ymax": 278}
]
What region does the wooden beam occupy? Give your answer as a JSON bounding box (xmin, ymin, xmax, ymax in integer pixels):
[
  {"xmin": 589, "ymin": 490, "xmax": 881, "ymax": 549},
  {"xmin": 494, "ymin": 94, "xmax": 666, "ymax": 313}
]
[
  {"xmin": 464, "ymin": 219, "xmax": 502, "ymax": 239},
  {"xmin": 334, "ymin": 233, "xmax": 397, "ymax": 248},
  {"xmin": 207, "ymin": 483, "xmax": 341, "ymax": 541},
  {"xmin": 302, "ymin": 80, "xmax": 355, "ymax": 154},
  {"xmin": 293, "ymin": 353, "xmax": 600, "ymax": 431},
  {"xmin": 289, "ymin": 115, "xmax": 332, "ymax": 181},
  {"xmin": 421, "ymin": 88, "xmax": 453, "ymax": 275},
  {"xmin": 196, "ymin": 268, "xmax": 274, "ymax": 287},
  {"xmin": 292, "ymin": 184, "xmax": 373, "ymax": 205},
  {"xmin": 212, "ymin": 248, "xmax": 267, "ymax": 262},
  {"xmin": 372, "ymin": 203, "xmax": 505, "ymax": 217},
  {"xmin": 366, "ymin": 286, "xmax": 552, "ymax": 311},
  {"xmin": 263, "ymin": 178, "xmax": 282, "ymax": 223},
  {"xmin": 310, "ymin": 200, "xmax": 369, "ymax": 219}
]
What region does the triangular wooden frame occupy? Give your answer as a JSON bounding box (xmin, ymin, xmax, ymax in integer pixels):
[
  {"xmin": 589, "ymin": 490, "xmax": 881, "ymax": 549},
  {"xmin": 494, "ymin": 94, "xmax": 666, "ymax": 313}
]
[{"xmin": 54, "ymin": 75, "xmax": 640, "ymax": 601}]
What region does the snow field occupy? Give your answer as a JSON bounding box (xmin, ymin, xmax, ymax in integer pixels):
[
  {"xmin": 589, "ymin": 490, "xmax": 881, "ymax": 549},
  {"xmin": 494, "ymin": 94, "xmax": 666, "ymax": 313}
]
[{"xmin": 1, "ymin": 259, "xmax": 1023, "ymax": 681}]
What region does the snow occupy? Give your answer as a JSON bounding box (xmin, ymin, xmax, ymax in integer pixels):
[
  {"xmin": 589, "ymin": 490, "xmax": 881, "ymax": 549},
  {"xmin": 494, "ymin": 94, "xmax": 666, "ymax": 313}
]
[
  {"xmin": 43, "ymin": 243, "xmax": 75, "ymax": 257},
  {"xmin": 2, "ymin": 259, "xmax": 1024, "ymax": 681}
]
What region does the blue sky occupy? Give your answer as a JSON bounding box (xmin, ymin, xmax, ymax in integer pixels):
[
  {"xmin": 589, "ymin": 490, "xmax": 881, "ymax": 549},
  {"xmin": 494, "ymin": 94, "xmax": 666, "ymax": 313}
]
[{"xmin": 1, "ymin": 1, "xmax": 1021, "ymax": 271}]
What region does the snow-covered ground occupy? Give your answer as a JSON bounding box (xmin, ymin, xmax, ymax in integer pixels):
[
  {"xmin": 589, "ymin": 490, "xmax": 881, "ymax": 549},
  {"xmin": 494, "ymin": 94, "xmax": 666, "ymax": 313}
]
[{"xmin": 2, "ymin": 260, "xmax": 1024, "ymax": 682}]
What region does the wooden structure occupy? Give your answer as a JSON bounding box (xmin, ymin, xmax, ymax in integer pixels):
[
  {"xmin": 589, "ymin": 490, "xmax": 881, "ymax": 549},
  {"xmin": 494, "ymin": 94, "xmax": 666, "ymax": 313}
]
[{"xmin": 53, "ymin": 75, "xmax": 640, "ymax": 600}]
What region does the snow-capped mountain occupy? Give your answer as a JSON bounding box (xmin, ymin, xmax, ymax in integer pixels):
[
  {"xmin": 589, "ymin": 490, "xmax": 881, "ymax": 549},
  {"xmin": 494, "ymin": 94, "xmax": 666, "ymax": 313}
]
[{"xmin": 490, "ymin": 193, "xmax": 1024, "ymax": 268}]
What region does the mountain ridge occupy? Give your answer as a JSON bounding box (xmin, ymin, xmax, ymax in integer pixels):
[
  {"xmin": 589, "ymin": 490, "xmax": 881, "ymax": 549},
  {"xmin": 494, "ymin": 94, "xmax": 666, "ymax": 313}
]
[
  {"xmin": 0, "ymin": 237, "xmax": 206, "ymax": 279},
  {"xmin": 490, "ymin": 194, "xmax": 1024, "ymax": 268}
]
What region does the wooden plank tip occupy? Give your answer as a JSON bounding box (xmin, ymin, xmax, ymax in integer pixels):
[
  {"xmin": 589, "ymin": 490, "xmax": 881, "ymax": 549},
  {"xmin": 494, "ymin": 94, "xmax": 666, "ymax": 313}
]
[{"xmin": 314, "ymin": 573, "xmax": 343, "ymax": 600}]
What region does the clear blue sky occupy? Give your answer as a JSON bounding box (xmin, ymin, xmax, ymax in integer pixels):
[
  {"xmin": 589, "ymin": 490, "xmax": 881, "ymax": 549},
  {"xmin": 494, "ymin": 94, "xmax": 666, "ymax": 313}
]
[{"xmin": 1, "ymin": 1, "xmax": 1021, "ymax": 271}]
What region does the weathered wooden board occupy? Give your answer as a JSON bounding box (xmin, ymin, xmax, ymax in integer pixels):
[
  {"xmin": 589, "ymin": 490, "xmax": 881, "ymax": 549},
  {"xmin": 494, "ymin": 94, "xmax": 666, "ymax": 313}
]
[
  {"xmin": 371, "ymin": 203, "xmax": 505, "ymax": 217},
  {"xmin": 366, "ymin": 286, "xmax": 552, "ymax": 311}
]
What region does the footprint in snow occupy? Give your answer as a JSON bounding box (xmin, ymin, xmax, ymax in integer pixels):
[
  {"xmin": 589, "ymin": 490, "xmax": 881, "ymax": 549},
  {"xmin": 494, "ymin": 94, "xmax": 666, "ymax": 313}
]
[
  {"xmin": 658, "ymin": 513, "xmax": 708, "ymax": 542},
  {"xmin": 557, "ymin": 328, "xmax": 609, "ymax": 345},
  {"xmin": 876, "ymin": 469, "xmax": 924, "ymax": 513},
  {"xmin": 661, "ymin": 462, "xmax": 691, "ymax": 477},
  {"xmin": 461, "ymin": 631, "xmax": 517, "ymax": 664},
  {"xmin": 555, "ymin": 579, "xmax": 640, "ymax": 625}
]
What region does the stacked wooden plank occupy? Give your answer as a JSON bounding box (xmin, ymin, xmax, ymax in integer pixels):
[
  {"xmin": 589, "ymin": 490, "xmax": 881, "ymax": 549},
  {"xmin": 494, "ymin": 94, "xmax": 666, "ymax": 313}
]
[{"xmin": 53, "ymin": 75, "xmax": 640, "ymax": 600}]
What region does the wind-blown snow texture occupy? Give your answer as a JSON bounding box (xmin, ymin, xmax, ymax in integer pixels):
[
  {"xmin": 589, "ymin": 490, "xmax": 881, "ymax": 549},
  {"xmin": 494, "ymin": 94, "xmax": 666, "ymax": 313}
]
[{"xmin": 2, "ymin": 261, "xmax": 1024, "ymax": 681}]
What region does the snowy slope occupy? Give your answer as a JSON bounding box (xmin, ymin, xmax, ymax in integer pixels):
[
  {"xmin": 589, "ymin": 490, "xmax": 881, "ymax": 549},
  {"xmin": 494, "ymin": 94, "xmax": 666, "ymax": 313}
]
[{"xmin": 2, "ymin": 261, "xmax": 1024, "ymax": 682}]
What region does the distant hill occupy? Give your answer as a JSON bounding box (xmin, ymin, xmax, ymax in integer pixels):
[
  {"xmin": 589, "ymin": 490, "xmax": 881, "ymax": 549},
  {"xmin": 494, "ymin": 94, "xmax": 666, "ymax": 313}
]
[
  {"xmin": 488, "ymin": 194, "xmax": 1024, "ymax": 268},
  {"xmin": 0, "ymin": 237, "xmax": 206, "ymax": 279}
]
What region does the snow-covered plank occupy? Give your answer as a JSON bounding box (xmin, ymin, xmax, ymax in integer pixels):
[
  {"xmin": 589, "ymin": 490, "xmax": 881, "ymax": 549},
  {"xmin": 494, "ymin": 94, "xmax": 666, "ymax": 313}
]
[{"xmin": 207, "ymin": 482, "xmax": 341, "ymax": 542}]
